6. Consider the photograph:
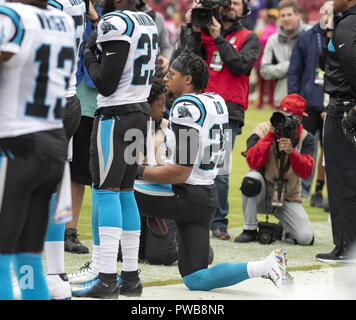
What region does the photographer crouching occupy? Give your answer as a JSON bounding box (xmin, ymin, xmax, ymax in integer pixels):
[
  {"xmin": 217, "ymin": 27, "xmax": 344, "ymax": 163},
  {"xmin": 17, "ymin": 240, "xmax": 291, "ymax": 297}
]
[{"xmin": 235, "ymin": 94, "xmax": 315, "ymax": 246}]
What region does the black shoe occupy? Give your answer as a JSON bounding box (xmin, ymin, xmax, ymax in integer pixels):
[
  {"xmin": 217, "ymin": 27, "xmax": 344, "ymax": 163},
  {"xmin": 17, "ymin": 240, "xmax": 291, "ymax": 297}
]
[
  {"xmin": 316, "ymin": 247, "xmax": 356, "ymax": 263},
  {"xmin": 65, "ymin": 228, "xmax": 89, "ymax": 254},
  {"xmin": 310, "ymin": 191, "xmax": 323, "ymax": 208},
  {"xmin": 234, "ymin": 229, "xmax": 258, "ymax": 243},
  {"xmin": 72, "ymin": 277, "xmax": 119, "ymax": 299},
  {"xmin": 211, "ymin": 227, "xmax": 231, "ymax": 240},
  {"xmin": 120, "ymin": 270, "xmax": 143, "ymax": 297}
]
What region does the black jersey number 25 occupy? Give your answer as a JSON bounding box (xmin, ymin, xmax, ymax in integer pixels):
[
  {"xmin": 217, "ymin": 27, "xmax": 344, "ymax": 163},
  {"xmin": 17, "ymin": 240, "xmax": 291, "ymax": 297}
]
[{"xmin": 132, "ymin": 33, "xmax": 159, "ymax": 85}]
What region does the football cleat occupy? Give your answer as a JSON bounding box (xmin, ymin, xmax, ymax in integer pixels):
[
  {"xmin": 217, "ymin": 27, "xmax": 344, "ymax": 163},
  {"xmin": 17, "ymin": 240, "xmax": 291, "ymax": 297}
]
[
  {"xmin": 46, "ymin": 273, "xmax": 72, "ymax": 300},
  {"xmin": 263, "ymin": 248, "xmax": 294, "ymax": 290},
  {"xmin": 71, "ymin": 277, "xmax": 119, "ymax": 299},
  {"xmin": 68, "ymin": 261, "xmax": 98, "ymax": 285},
  {"xmin": 120, "ymin": 270, "xmax": 142, "ymax": 297}
]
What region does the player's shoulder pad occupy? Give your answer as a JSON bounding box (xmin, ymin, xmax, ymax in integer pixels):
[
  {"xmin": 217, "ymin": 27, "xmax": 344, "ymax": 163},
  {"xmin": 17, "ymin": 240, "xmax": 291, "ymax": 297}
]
[
  {"xmin": 98, "ymin": 11, "xmax": 135, "ymax": 41},
  {"xmin": 47, "ymin": 0, "xmax": 64, "ymax": 11},
  {"xmin": 170, "ymin": 94, "xmax": 207, "ymax": 127},
  {"xmin": 0, "ymin": 3, "xmax": 25, "ymax": 47}
]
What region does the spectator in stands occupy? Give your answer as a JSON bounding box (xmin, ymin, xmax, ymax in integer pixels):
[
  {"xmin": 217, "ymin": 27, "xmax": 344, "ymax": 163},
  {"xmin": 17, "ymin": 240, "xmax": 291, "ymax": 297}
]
[
  {"xmin": 136, "ymin": 0, "xmax": 173, "ymax": 73},
  {"xmin": 255, "ymin": 8, "xmax": 278, "ymax": 108},
  {"xmin": 287, "ymin": 14, "xmax": 327, "ymax": 203},
  {"xmin": 260, "ymin": 0, "xmax": 309, "ymax": 108},
  {"xmin": 166, "ymin": 10, "xmax": 185, "ymax": 47}
]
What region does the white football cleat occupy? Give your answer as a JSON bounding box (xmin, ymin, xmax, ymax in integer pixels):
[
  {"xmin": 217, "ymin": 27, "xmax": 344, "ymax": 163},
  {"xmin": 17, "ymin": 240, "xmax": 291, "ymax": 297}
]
[
  {"xmin": 263, "ymin": 248, "xmax": 293, "ymax": 290},
  {"xmin": 46, "ymin": 273, "xmax": 72, "ymax": 300},
  {"xmin": 68, "ymin": 261, "xmax": 98, "ymax": 285}
]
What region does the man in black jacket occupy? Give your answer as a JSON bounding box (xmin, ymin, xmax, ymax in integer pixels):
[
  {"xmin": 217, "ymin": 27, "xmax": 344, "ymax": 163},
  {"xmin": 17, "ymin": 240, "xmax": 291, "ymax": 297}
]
[
  {"xmin": 175, "ymin": 0, "xmax": 260, "ymax": 241},
  {"xmin": 316, "ymin": 0, "xmax": 356, "ymax": 263}
]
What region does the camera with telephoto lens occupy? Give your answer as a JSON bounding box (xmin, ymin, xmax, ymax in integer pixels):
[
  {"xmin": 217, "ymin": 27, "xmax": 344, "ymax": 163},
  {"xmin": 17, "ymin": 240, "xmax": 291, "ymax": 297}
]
[
  {"xmin": 257, "ymin": 221, "xmax": 282, "ymax": 245},
  {"xmin": 270, "ymin": 111, "xmax": 299, "ymax": 139},
  {"xmin": 191, "ymin": 0, "xmax": 231, "ymax": 27}
]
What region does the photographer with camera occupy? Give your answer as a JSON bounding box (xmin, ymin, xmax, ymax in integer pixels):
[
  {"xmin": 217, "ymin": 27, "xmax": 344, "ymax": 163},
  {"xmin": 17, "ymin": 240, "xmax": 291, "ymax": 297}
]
[
  {"xmin": 235, "ymin": 94, "xmax": 315, "ymax": 246},
  {"xmin": 177, "ymin": 0, "xmax": 260, "ymax": 241},
  {"xmin": 315, "ymin": 0, "xmax": 356, "ymax": 263}
]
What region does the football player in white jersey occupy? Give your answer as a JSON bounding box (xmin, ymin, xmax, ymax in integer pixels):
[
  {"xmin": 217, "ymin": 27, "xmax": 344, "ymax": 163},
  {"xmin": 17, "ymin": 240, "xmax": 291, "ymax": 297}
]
[
  {"xmin": 72, "ymin": 0, "xmax": 158, "ymax": 298},
  {"xmin": 134, "ymin": 52, "xmax": 293, "ymax": 293},
  {"xmin": 40, "ymin": 0, "xmax": 86, "ymax": 300},
  {"xmin": 0, "ymin": 0, "xmax": 76, "ymax": 300}
]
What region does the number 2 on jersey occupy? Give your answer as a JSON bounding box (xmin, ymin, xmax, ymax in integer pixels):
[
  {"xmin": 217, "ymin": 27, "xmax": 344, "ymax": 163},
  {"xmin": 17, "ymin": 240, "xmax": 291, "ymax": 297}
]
[{"xmin": 132, "ymin": 33, "xmax": 159, "ymax": 85}]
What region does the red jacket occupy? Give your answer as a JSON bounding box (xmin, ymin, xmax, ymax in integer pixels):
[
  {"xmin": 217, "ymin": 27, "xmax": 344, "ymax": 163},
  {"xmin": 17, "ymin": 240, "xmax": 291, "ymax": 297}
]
[
  {"xmin": 201, "ymin": 28, "xmax": 252, "ymax": 110},
  {"xmin": 246, "ymin": 124, "xmax": 314, "ymax": 179}
]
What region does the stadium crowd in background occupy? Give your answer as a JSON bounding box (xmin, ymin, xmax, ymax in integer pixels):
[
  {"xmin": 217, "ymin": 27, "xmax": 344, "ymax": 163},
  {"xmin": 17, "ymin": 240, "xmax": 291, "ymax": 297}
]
[{"xmin": 1, "ymin": 0, "xmax": 356, "ymax": 301}]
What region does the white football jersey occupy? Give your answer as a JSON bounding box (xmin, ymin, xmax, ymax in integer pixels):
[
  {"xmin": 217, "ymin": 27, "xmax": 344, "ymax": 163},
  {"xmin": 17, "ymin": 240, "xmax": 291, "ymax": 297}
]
[
  {"xmin": 0, "ymin": 2, "xmax": 76, "ymax": 138},
  {"xmin": 48, "ymin": 0, "xmax": 86, "ymax": 97},
  {"xmin": 96, "ymin": 10, "xmax": 159, "ymax": 107},
  {"xmin": 167, "ymin": 92, "xmax": 229, "ymax": 185}
]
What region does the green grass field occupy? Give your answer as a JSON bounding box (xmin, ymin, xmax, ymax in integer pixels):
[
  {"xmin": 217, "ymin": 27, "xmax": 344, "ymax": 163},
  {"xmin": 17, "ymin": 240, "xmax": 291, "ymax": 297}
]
[{"xmin": 66, "ymin": 106, "xmax": 334, "ymax": 286}]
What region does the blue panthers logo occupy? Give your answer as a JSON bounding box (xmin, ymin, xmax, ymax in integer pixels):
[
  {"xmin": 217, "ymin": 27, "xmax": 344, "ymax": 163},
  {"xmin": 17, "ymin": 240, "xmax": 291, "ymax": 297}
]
[
  {"xmin": 101, "ymin": 21, "xmax": 117, "ymax": 35},
  {"xmin": 177, "ymin": 105, "xmax": 193, "ymax": 119}
]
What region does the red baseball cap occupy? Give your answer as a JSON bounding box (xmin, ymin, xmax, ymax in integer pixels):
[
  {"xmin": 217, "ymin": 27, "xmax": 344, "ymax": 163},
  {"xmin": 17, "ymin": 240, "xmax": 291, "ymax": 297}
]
[{"xmin": 279, "ymin": 93, "xmax": 308, "ymax": 117}]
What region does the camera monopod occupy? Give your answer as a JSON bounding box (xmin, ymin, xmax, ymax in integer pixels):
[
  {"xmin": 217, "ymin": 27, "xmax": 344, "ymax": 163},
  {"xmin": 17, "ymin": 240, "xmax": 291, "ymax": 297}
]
[{"xmin": 271, "ymin": 145, "xmax": 287, "ymax": 207}]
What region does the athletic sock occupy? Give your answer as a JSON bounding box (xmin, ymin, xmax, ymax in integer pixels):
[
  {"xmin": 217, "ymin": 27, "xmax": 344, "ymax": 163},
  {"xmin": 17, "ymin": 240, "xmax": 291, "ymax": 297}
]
[
  {"xmin": 0, "ymin": 254, "xmax": 14, "ymax": 300},
  {"xmin": 44, "ymin": 241, "xmax": 65, "ymax": 274},
  {"xmin": 98, "ymin": 227, "xmax": 121, "ymax": 274},
  {"xmin": 13, "ymin": 253, "xmax": 50, "ymax": 300},
  {"xmin": 91, "ymin": 186, "xmax": 100, "ymax": 247},
  {"xmin": 91, "ymin": 245, "xmax": 100, "ymax": 273},
  {"xmin": 120, "ymin": 230, "xmax": 141, "ymax": 272},
  {"xmin": 182, "ymin": 262, "xmax": 249, "ymax": 291},
  {"xmin": 315, "ymin": 180, "xmax": 325, "ymax": 193},
  {"xmin": 96, "ymin": 189, "xmax": 122, "ymax": 275},
  {"xmin": 120, "ymin": 191, "xmax": 141, "ymax": 272},
  {"xmin": 246, "ymin": 260, "xmax": 268, "ymax": 278},
  {"xmin": 44, "ymin": 193, "xmax": 65, "ymax": 274}
]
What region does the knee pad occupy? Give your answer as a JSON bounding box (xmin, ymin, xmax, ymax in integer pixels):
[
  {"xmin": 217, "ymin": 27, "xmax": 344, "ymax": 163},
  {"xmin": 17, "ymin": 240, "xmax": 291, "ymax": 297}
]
[{"xmin": 240, "ymin": 176, "xmax": 262, "ymax": 197}]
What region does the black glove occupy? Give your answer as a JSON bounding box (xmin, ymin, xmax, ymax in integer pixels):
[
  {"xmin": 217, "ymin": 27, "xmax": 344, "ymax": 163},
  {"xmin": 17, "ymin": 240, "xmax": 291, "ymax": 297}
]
[
  {"xmin": 84, "ymin": 30, "xmax": 97, "ymax": 53},
  {"xmin": 136, "ymin": 164, "xmax": 146, "ymax": 180},
  {"xmin": 341, "ymin": 107, "xmax": 356, "ymax": 147}
]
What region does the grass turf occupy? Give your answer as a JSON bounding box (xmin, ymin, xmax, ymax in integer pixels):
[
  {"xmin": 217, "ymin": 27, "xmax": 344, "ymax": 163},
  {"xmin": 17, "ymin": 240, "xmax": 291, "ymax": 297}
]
[{"xmin": 66, "ymin": 106, "xmax": 333, "ymax": 286}]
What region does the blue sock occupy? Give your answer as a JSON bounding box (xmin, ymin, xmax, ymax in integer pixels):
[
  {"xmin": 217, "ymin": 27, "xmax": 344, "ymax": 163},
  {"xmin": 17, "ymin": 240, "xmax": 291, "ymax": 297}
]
[
  {"xmin": 0, "ymin": 254, "xmax": 14, "ymax": 300},
  {"xmin": 120, "ymin": 191, "xmax": 140, "ymax": 231},
  {"xmin": 91, "ymin": 187, "xmax": 100, "ymax": 246},
  {"xmin": 183, "ymin": 262, "xmax": 249, "ymax": 291},
  {"xmin": 95, "ymin": 189, "xmax": 122, "ymax": 228},
  {"xmin": 45, "ymin": 193, "xmax": 65, "ymax": 242},
  {"xmin": 13, "ymin": 253, "xmax": 50, "ymax": 300}
]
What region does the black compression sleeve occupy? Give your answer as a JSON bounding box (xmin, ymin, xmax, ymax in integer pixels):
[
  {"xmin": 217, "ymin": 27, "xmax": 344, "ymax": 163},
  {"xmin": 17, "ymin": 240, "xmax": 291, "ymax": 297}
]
[
  {"xmin": 84, "ymin": 40, "xmax": 130, "ymax": 97},
  {"xmin": 171, "ymin": 123, "xmax": 199, "ymax": 167}
]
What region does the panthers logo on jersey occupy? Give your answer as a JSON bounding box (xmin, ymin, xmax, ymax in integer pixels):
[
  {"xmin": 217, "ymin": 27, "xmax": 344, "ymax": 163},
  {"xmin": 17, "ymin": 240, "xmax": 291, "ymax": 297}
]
[
  {"xmin": 177, "ymin": 105, "xmax": 193, "ymax": 119},
  {"xmin": 101, "ymin": 21, "xmax": 118, "ymax": 35}
]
